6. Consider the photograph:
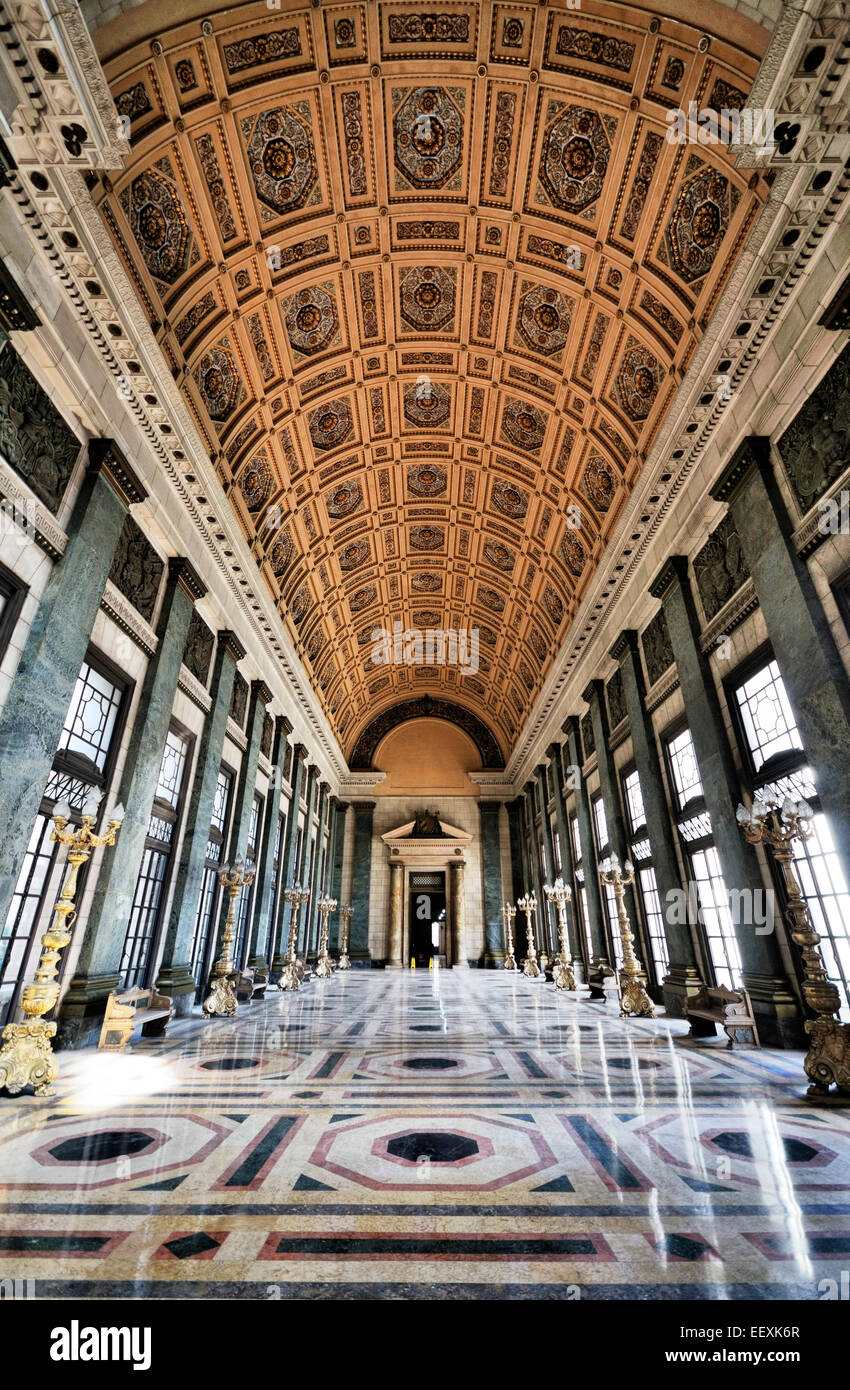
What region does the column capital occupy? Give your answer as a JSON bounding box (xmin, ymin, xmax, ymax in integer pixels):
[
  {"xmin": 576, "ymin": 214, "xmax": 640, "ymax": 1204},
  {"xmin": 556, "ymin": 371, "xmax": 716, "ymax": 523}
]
[
  {"xmin": 88, "ymin": 437, "xmax": 147, "ymax": 506},
  {"xmin": 545, "ymin": 741, "xmax": 562, "ymax": 763},
  {"xmin": 335, "ymin": 799, "xmax": 350, "ymax": 813},
  {"xmin": 168, "ymin": 556, "xmax": 207, "ymax": 602},
  {"xmin": 523, "ymin": 779, "xmax": 534, "ymax": 798},
  {"xmin": 353, "ymin": 800, "xmax": 376, "ymax": 813},
  {"xmin": 251, "ymin": 679, "xmax": 274, "ymax": 707},
  {"xmin": 274, "ymin": 715, "xmax": 291, "ymax": 737},
  {"xmin": 293, "ymin": 743, "xmax": 308, "ymax": 762},
  {"xmin": 581, "ymin": 678, "xmax": 603, "ymax": 707},
  {"xmin": 306, "ymin": 763, "xmax": 320, "ymax": 783},
  {"xmin": 561, "ymin": 714, "xmax": 580, "ymax": 740},
  {"xmin": 319, "ymin": 780, "xmax": 330, "ymax": 796},
  {"xmin": 649, "ymin": 555, "xmax": 689, "ymax": 601},
  {"xmin": 709, "ymin": 435, "xmax": 771, "ymax": 506},
  {"xmin": 0, "ymin": 258, "xmax": 41, "ymax": 332},
  {"xmin": 609, "ymin": 629, "xmax": 639, "ymax": 663},
  {"xmin": 478, "ymin": 800, "xmax": 500, "ymax": 816},
  {"xmin": 218, "ymin": 630, "xmax": 246, "ymax": 663}
]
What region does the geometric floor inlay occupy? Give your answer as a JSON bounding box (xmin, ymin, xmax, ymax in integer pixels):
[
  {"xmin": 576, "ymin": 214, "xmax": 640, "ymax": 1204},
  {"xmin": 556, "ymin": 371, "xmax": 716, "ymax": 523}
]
[{"xmin": 0, "ymin": 969, "xmax": 848, "ymax": 1299}]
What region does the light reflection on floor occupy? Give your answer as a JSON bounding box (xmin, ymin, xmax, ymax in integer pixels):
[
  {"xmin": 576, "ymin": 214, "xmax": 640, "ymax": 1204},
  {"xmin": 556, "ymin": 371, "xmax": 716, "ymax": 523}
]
[{"xmin": 0, "ymin": 969, "xmax": 846, "ymax": 1300}]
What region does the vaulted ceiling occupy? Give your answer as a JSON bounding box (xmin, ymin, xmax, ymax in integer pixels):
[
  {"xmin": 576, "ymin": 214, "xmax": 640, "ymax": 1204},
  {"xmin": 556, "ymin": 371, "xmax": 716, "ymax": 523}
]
[{"xmin": 93, "ymin": 0, "xmax": 769, "ymax": 763}]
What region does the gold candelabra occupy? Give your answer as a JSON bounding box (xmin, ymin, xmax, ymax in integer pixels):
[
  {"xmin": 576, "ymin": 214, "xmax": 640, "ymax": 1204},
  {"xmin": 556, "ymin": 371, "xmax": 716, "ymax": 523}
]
[
  {"xmin": 517, "ymin": 891, "xmax": 540, "ymax": 979},
  {"xmin": 737, "ymin": 795, "xmax": 849, "ymax": 1100},
  {"xmin": 337, "ymin": 904, "xmax": 353, "ymax": 970},
  {"xmin": 278, "ymin": 883, "xmax": 310, "ymax": 991},
  {"xmin": 599, "ymin": 855, "xmax": 654, "ymax": 1018},
  {"xmin": 315, "ymin": 894, "xmax": 338, "ymax": 978},
  {"xmin": 203, "ymin": 854, "xmax": 255, "ymax": 1017},
  {"xmin": 501, "ymin": 902, "xmax": 517, "ymax": 970},
  {"xmin": 544, "ymin": 877, "xmax": 576, "ymax": 990},
  {"xmin": 0, "ymin": 796, "xmax": 124, "ymax": 1097}
]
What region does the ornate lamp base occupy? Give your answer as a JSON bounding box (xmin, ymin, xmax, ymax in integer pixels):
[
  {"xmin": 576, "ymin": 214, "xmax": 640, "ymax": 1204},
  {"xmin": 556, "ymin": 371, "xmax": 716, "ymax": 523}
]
[
  {"xmin": 619, "ymin": 971, "xmax": 654, "ymax": 1018},
  {"xmin": 804, "ymin": 1017, "xmax": 850, "ymax": 1101},
  {"xmin": 278, "ymin": 961, "xmax": 301, "ymax": 991},
  {"xmin": 0, "ymin": 1020, "xmax": 58, "ymax": 1096},
  {"xmin": 522, "ymin": 958, "xmax": 541, "ymax": 979},
  {"xmin": 553, "ymin": 962, "xmax": 576, "ymax": 991},
  {"xmin": 503, "ymin": 954, "xmax": 517, "ymax": 971},
  {"xmin": 315, "ymin": 956, "xmax": 334, "ymax": 979},
  {"xmin": 203, "ymin": 974, "xmax": 238, "ymax": 1018},
  {"xmin": 337, "ymin": 953, "xmax": 350, "ymax": 970}
]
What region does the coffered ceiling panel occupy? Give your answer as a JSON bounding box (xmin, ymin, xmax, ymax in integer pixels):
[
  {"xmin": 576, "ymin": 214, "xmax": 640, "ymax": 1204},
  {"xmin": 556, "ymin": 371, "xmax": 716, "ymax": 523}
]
[{"xmin": 93, "ymin": 0, "xmax": 769, "ymax": 761}]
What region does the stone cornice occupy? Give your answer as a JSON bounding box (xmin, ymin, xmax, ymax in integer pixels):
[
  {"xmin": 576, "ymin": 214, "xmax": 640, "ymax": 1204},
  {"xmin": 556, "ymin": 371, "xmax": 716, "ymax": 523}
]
[
  {"xmin": 709, "ymin": 435, "xmax": 772, "ymax": 505},
  {"xmin": 169, "ymin": 556, "xmax": 207, "ymax": 603},
  {"xmin": 88, "ymin": 437, "xmax": 147, "ymax": 507},
  {"xmin": 648, "ymin": 556, "xmax": 689, "ymax": 603},
  {"xmin": 251, "ymin": 679, "xmax": 274, "ymax": 708},
  {"xmin": 100, "ymin": 578, "xmax": 158, "ymax": 657},
  {"xmin": 609, "ymin": 629, "xmax": 639, "ymax": 664}
]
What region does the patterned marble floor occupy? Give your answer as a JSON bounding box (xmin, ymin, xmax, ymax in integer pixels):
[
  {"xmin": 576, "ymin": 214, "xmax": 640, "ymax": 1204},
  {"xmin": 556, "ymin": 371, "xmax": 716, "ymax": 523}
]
[{"xmin": 0, "ymin": 969, "xmax": 848, "ymax": 1300}]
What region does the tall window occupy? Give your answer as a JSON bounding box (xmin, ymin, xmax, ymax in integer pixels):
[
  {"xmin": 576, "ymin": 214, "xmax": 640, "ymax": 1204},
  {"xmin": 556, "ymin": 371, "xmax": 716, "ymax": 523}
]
[
  {"xmin": 0, "ymin": 651, "xmax": 130, "ymax": 1025},
  {"xmin": 621, "ymin": 765, "xmax": 669, "ymax": 985},
  {"xmin": 730, "ymin": 652, "xmax": 850, "ymax": 1016},
  {"xmin": 664, "ymin": 723, "xmax": 742, "ymax": 989},
  {"xmin": 553, "ymin": 830, "xmax": 562, "ymax": 873},
  {"xmin": 591, "ymin": 792, "xmax": 623, "ymax": 968},
  {"xmin": 190, "ymin": 765, "xmax": 234, "ymax": 997},
  {"xmin": 120, "ymin": 724, "xmax": 192, "ymax": 988},
  {"xmin": 569, "ymin": 813, "xmax": 593, "ymax": 964}
]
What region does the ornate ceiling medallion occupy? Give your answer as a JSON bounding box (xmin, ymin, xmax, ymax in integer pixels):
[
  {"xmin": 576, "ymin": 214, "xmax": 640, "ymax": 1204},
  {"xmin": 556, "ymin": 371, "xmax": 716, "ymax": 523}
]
[
  {"xmin": 121, "ymin": 164, "xmax": 194, "ymax": 285},
  {"xmin": 580, "ymin": 453, "xmax": 617, "ymax": 512},
  {"xmin": 309, "ymin": 398, "xmax": 353, "ymax": 452},
  {"xmin": 663, "ymin": 157, "xmax": 738, "ymax": 285},
  {"xmin": 406, "ymin": 463, "xmax": 447, "ymax": 496},
  {"xmin": 516, "ymin": 282, "xmax": 572, "ymax": 358},
  {"xmin": 399, "ymin": 266, "xmax": 456, "ymax": 331},
  {"xmin": 614, "ymin": 338, "xmax": 663, "ymax": 423},
  {"xmin": 239, "ymin": 453, "xmax": 272, "ymax": 511},
  {"xmin": 324, "ymin": 476, "xmax": 363, "ymax": 518},
  {"xmin": 409, "ymin": 524, "xmax": 445, "ymax": 551},
  {"xmin": 500, "ymin": 397, "xmax": 547, "ymax": 455},
  {"xmin": 403, "ymin": 380, "xmax": 451, "ymax": 427},
  {"xmin": 283, "ymin": 283, "xmax": 338, "ymax": 357},
  {"xmin": 490, "ymin": 476, "xmax": 529, "ymax": 520},
  {"xmin": 241, "ymin": 104, "xmax": 318, "ymax": 218},
  {"xmin": 194, "ymin": 343, "xmax": 242, "ymax": 423},
  {"xmin": 393, "ymin": 86, "xmax": 464, "ymax": 191},
  {"xmin": 538, "ymin": 103, "xmax": 614, "ymax": 216}
]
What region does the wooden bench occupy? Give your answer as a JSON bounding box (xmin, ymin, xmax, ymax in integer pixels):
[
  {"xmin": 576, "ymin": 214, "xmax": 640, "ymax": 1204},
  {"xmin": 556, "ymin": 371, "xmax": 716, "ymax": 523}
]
[
  {"xmin": 235, "ymin": 967, "xmax": 268, "ymax": 1003},
  {"xmin": 686, "ymin": 984, "xmax": 760, "ymax": 1048},
  {"xmin": 98, "ymin": 987, "xmax": 173, "ymax": 1052},
  {"xmin": 586, "ymin": 960, "xmax": 617, "ymax": 1001}
]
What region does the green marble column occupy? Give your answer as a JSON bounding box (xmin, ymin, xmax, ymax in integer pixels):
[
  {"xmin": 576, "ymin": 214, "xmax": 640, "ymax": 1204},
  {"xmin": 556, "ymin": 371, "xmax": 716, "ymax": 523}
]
[
  {"xmin": 563, "ymin": 716, "xmax": 608, "ymax": 964},
  {"xmin": 270, "ymin": 743, "xmax": 306, "ymax": 977},
  {"xmin": 479, "ymin": 801, "xmax": 504, "ymax": 967},
  {"xmin": 329, "ymin": 799, "xmax": 348, "ymax": 950},
  {"xmin": 247, "ymin": 714, "xmax": 291, "ymax": 972},
  {"xmin": 0, "ymin": 440, "xmax": 145, "ymax": 933},
  {"xmin": 711, "ymin": 436, "xmax": 850, "ymax": 885},
  {"xmin": 583, "ymin": 679, "xmax": 643, "ymax": 965},
  {"xmin": 154, "ymin": 630, "xmax": 244, "ymax": 1015},
  {"xmin": 610, "ymin": 630, "xmax": 701, "ymax": 1016},
  {"xmin": 58, "ymin": 558, "xmax": 205, "ymax": 1047},
  {"xmin": 349, "ymin": 801, "xmax": 375, "ymax": 964},
  {"xmin": 546, "ymin": 742, "xmax": 582, "ymax": 961},
  {"xmin": 212, "ymin": 680, "xmax": 270, "ymax": 973},
  {"xmin": 649, "ymin": 556, "xmax": 801, "ymax": 1047}
]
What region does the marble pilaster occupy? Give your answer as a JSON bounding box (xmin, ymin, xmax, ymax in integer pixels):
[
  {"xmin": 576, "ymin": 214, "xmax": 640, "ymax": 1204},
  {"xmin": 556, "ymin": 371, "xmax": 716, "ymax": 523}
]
[
  {"xmin": 349, "ymin": 801, "xmax": 375, "ymax": 964},
  {"xmin": 479, "ymin": 802, "xmax": 504, "ymax": 967},
  {"xmin": 247, "ymin": 715, "xmax": 291, "ymax": 971}
]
